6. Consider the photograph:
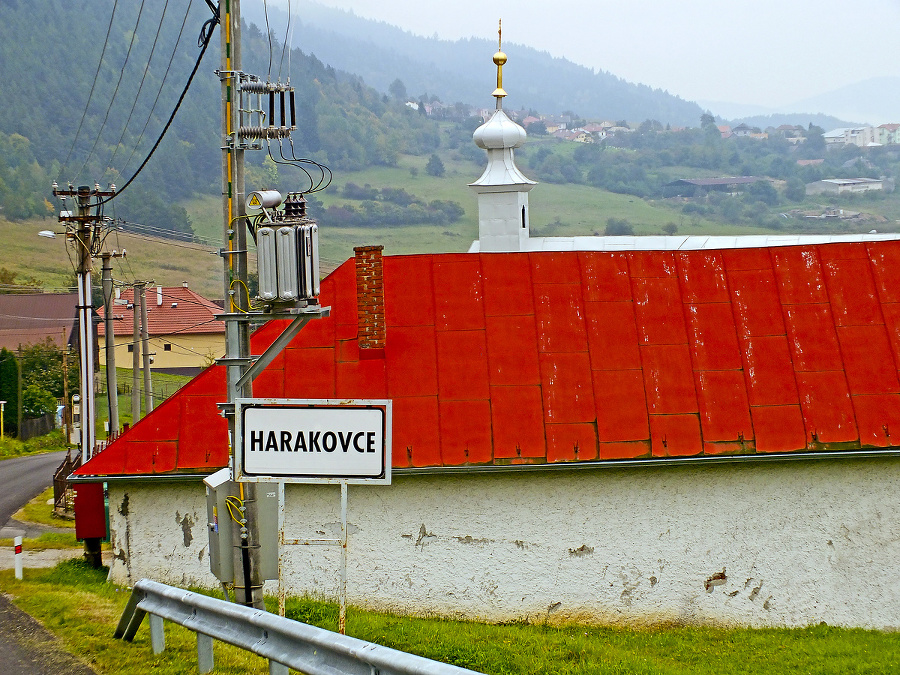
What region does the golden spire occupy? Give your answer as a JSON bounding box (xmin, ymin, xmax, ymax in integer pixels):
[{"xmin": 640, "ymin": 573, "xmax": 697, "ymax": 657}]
[{"xmin": 492, "ymin": 19, "xmax": 507, "ymax": 108}]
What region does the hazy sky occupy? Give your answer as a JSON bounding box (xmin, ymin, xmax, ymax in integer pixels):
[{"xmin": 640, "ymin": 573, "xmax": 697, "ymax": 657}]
[{"xmin": 270, "ymin": 0, "xmax": 900, "ymax": 110}]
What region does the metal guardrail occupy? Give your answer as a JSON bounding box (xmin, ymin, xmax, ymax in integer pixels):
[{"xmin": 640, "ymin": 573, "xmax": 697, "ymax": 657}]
[{"xmin": 115, "ymin": 578, "xmax": 486, "ymax": 675}]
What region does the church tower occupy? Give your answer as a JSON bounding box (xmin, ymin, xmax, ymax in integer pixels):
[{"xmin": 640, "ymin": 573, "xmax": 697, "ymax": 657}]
[{"xmin": 468, "ymin": 23, "xmax": 537, "ymax": 252}]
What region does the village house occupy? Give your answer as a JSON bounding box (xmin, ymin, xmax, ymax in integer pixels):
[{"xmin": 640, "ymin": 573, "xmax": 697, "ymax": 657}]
[
  {"xmin": 97, "ymin": 283, "xmax": 224, "ymax": 375},
  {"xmin": 74, "ymin": 48, "xmax": 900, "ymax": 630}
]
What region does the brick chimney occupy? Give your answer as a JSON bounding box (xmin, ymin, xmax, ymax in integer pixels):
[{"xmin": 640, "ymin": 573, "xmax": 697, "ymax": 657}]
[{"xmin": 354, "ymin": 245, "xmax": 385, "ymax": 356}]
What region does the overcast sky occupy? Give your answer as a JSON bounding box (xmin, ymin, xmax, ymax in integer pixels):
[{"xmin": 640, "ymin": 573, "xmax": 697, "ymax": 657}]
[{"xmin": 270, "ymin": 0, "xmax": 900, "ymax": 111}]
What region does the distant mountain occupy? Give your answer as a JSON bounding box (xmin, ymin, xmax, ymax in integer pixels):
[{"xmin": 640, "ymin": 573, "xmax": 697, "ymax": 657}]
[
  {"xmin": 244, "ymin": 1, "xmax": 706, "ymax": 127},
  {"xmin": 783, "ymin": 77, "xmax": 900, "ymax": 126},
  {"xmin": 728, "ymin": 113, "xmax": 860, "ymax": 132}
]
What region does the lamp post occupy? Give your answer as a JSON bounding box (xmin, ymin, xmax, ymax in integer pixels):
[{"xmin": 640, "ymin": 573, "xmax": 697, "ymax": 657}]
[{"xmin": 0, "ymin": 400, "xmax": 5, "ymax": 437}]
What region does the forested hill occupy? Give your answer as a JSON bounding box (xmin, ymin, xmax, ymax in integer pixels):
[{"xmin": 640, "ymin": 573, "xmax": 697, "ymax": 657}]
[
  {"xmin": 0, "ymin": 0, "xmax": 440, "ymax": 228},
  {"xmin": 244, "ymin": 1, "xmax": 706, "ymax": 127}
]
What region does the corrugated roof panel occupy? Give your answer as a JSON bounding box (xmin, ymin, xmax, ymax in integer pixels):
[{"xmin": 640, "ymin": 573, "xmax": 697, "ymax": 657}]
[
  {"xmin": 329, "ymin": 263, "xmax": 359, "ymax": 340},
  {"xmin": 632, "ymin": 278, "xmax": 689, "ymax": 345},
  {"xmin": 534, "ymin": 283, "xmax": 588, "ymax": 353},
  {"xmin": 722, "ymin": 247, "xmax": 771, "ymax": 271},
  {"xmin": 629, "ymin": 251, "xmax": 677, "ymax": 279},
  {"xmin": 480, "ymin": 253, "xmax": 534, "ymax": 316},
  {"xmin": 490, "ymin": 386, "xmax": 546, "ymax": 458},
  {"xmin": 385, "ymin": 326, "xmax": 438, "ymax": 397},
  {"xmin": 593, "ymin": 369, "xmax": 649, "ymax": 441},
  {"xmin": 433, "ymin": 258, "xmax": 484, "ymax": 331},
  {"xmin": 750, "ymin": 405, "xmax": 807, "ymax": 453},
  {"xmin": 783, "ymin": 304, "xmax": 843, "ymax": 372},
  {"xmin": 539, "ymin": 352, "xmax": 596, "ymax": 423},
  {"xmin": 598, "ymin": 440, "xmax": 651, "ymax": 460},
  {"xmin": 741, "ymin": 335, "xmax": 799, "ymax": 406},
  {"xmin": 880, "ymin": 303, "xmax": 900, "ymax": 366},
  {"xmin": 530, "ymin": 251, "xmax": 581, "ymax": 284},
  {"xmin": 124, "ymin": 441, "xmax": 169, "ymax": 474},
  {"xmin": 795, "ymin": 371, "xmax": 856, "ymax": 444},
  {"xmin": 685, "ymin": 303, "xmax": 742, "ymax": 371},
  {"xmin": 823, "ymin": 259, "xmax": 882, "ymax": 327},
  {"xmin": 584, "ymin": 301, "xmax": 641, "ymax": 370},
  {"xmin": 677, "ymin": 251, "xmax": 729, "ymax": 304},
  {"xmin": 177, "ymin": 395, "xmax": 228, "ymax": 468},
  {"xmin": 579, "ymin": 252, "xmax": 631, "ymax": 302},
  {"xmin": 852, "ymin": 394, "xmax": 900, "ymax": 446},
  {"xmin": 439, "ymin": 399, "xmax": 492, "ymax": 464},
  {"xmin": 283, "ymin": 347, "xmax": 336, "ymax": 399},
  {"xmin": 867, "ymin": 241, "xmax": 900, "ymax": 303},
  {"xmin": 546, "ymin": 423, "xmax": 598, "ymax": 462},
  {"xmin": 335, "ymin": 359, "xmax": 387, "ymax": 400},
  {"xmin": 393, "ymin": 396, "xmax": 440, "ymax": 467},
  {"xmin": 729, "ymin": 269, "xmax": 786, "ymax": 337},
  {"xmin": 837, "ymin": 325, "xmax": 900, "ymax": 395},
  {"xmin": 696, "ymin": 370, "xmax": 753, "ymax": 442},
  {"xmin": 641, "ymin": 344, "xmax": 698, "ymax": 414},
  {"xmin": 384, "ymin": 255, "xmax": 434, "ymax": 327},
  {"xmin": 437, "ymin": 330, "xmax": 490, "ymax": 400},
  {"xmin": 485, "ymin": 315, "xmax": 541, "ymax": 386},
  {"xmin": 771, "ymin": 247, "xmax": 828, "ymax": 305},
  {"xmin": 817, "ymin": 242, "xmax": 869, "ymax": 261},
  {"xmin": 649, "ymin": 414, "xmax": 702, "ymax": 457}
]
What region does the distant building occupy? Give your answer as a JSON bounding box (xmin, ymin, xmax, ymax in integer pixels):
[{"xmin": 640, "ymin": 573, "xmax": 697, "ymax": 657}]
[
  {"xmin": 805, "ymin": 178, "xmax": 884, "ymax": 195},
  {"xmin": 97, "ymin": 284, "xmax": 224, "ymax": 375},
  {"xmin": 0, "ymin": 292, "xmax": 81, "ymax": 352},
  {"xmin": 663, "ymin": 176, "xmax": 767, "ymax": 197},
  {"xmin": 877, "ymin": 123, "xmax": 900, "ymax": 145}
]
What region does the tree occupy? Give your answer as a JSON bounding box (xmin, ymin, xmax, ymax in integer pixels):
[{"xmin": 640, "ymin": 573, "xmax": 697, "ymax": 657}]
[
  {"xmin": 605, "ymin": 218, "xmax": 634, "ymax": 236},
  {"xmin": 22, "ymin": 384, "xmax": 55, "ymax": 418},
  {"xmin": 425, "ymin": 153, "xmax": 445, "ymax": 177},
  {"xmin": 662, "ymin": 223, "xmax": 678, "ymax": 235},
  {"xmin": 785, "ymin": 177, "xmax": 806, "ymax": 202},
  {"xmin": 388, "ymin": 78, "xmax": 407, "ymax": 101}
]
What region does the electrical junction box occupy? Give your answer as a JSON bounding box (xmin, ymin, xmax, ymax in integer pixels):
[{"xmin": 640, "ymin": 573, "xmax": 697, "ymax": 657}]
[{"xmin": 204, "ymin": 468, "xmax": 279, "ymax": 583}]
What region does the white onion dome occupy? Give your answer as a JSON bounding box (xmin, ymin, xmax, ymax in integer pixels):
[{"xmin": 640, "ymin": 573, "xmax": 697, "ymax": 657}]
[{"xmin": 473, "ymin": 109, "xmax": 527, "ymax": 150}]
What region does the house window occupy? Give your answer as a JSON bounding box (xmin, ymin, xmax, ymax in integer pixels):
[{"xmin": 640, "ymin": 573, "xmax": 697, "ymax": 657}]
[
  {"xmin": 164, "ymin": 343, "xmax": 172, "ymax": 351},
  {"xmin": 127, "ymin": 345, "xmax": 133, "ymax": 353}
]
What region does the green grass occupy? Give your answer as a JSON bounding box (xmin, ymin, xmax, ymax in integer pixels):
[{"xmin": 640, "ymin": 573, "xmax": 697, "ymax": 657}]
[
  {"xmin": 0, "ymin": 428, "xmax": 67, "ymax": 460},
  {"xmin": 2, "ymin": 560, "xmax": 899, "ymax": 674},
  {"xmin": 13, "ymin": 486, "xmax": 73, "ymax": 528}
]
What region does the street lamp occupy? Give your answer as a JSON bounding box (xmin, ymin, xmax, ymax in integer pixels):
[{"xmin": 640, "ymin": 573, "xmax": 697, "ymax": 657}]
[{"xmin": 0, "ymin": 400, "xmax": 5, "ymax": 437}]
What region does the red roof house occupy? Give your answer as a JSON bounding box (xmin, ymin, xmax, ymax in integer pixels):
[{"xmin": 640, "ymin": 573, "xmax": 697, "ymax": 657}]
[{"xmin": 77, "ymin": 241, "xmax": 900, "ymax": 478}]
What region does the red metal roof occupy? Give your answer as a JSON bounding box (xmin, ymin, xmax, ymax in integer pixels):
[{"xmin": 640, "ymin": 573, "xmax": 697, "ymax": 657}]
[
  {"xmin": 0, "ymin": 293, "xmax": 78, "ymax": 351},
  {"xmin": 97, "ymin": 286, "xmax": 224, "ymax": 337},
  {"xmin": 77, "ymin": 242, "xmax": 900, "ymax": 477}
]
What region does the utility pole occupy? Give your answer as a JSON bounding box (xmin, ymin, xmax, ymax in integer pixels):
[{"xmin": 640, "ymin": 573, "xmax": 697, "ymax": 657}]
[
  {"xmin": 218, "ymin": 0, "xmax": 263, "ymax": 610},
  {"xmin": 139, "ymin": 284, "xmax": 153, "ymax": 413},
  {"xmin": 100, "ymin": 252, "xmax": 119, "ymax": 435},
  {"xmin": 52, "ymin": 183, "xmax": 115, "ymax": 463},
  {"xmin": 132, "ymin": 282, "xmax": 142, "ymax": 423}
]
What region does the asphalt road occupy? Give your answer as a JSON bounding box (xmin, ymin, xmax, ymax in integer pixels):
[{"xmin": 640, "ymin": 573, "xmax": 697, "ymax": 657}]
[
  {"xmin": 0, "ymin": 451, "xmax": 69, "ymax": 527},
  {"xmin": 0, "ymin": 450, "xmax": 98, "ymax": 674}
]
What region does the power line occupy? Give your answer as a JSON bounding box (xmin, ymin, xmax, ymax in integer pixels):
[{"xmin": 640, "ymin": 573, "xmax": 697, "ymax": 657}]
[
  {"xmin": 72, "ymin": 0, "xmax": 150, "ymax": 183},
  {"xmin": 105, "ymin": 0, "xmax": 174, "ymax": 175},
  {"xmin": 60, "ymin": 0, "xmax": 120, "ymax": 181}
]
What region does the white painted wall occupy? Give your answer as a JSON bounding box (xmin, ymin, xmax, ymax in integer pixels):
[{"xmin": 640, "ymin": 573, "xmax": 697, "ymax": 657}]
[{"xmin": 105, "ymin": 457, "xmax": 900, "ymax": 628}]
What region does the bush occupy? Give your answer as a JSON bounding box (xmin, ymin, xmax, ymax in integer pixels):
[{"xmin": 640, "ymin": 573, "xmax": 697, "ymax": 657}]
[
  {"xmin": 605, "ymin": 218, "xmax": 634, "ymax": 236},
  {"xmin": 23, "ymin": 384, "xmax": 56, "ymax": 418},
  {"xmin": 425, "ymin": 153, "xmax": 445, "ymax": 177}
]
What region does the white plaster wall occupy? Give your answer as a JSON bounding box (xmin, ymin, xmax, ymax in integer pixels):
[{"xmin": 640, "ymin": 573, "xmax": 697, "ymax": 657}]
[{"xmin": 106, "ymin": 458, "xmax": 900, "ymax": 628}]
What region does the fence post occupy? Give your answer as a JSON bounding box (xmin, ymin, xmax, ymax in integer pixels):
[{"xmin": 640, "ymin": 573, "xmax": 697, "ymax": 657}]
[
  {"xmin": 149, "ymin": 614, "xmax": 165, "ymax": 654},
  {"xmin": 197, "ymin": 633, "xmax": 214, "ymax": 673}
]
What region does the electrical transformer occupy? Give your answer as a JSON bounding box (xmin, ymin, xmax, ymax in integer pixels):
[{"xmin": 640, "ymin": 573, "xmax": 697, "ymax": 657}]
[{"xmin": 248, "ymin": 190, "xmax": 320, "ymax": 303}]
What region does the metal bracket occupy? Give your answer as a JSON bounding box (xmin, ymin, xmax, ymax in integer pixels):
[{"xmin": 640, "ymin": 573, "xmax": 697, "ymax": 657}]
[{"xmin": 233, "ymin": 313, "xmax": 314, "ymax": 391}]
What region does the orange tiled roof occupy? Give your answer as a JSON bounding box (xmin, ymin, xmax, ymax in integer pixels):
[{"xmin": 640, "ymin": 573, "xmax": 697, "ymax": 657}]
[{"xmin": 97, "ymin": 286, "xmax": 223, "ymax": 337}]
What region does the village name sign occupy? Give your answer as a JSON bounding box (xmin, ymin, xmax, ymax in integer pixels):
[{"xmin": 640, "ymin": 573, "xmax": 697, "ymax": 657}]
[{"xmin": 234, "ymin": 398, "xmax": 392, "ymax": 484}]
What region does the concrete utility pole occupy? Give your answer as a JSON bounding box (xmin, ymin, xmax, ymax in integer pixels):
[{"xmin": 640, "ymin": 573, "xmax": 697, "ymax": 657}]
[
  {"xmin": 219, "ymin": 0, "xmax": 264, "ymax": 610},
  {"xmin": 52, "ymin": 183, "xmax": 114, "ymax": 462},
  {"xmin": 139, "ymin": 285, "xmax": 153, "ymax": 413},
  {"xmin": 100, "ymin": 252, "xmax": 119, "ymax": 435},
  {"xmin": 132, "ymin": 281, "xmax": 142, "ymax": 423}
]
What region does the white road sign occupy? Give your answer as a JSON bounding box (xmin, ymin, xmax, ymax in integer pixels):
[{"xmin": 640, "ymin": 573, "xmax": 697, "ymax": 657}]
[{"xmin": 235, "ymin": 399, "xmax": 391, "ymax": 484}]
